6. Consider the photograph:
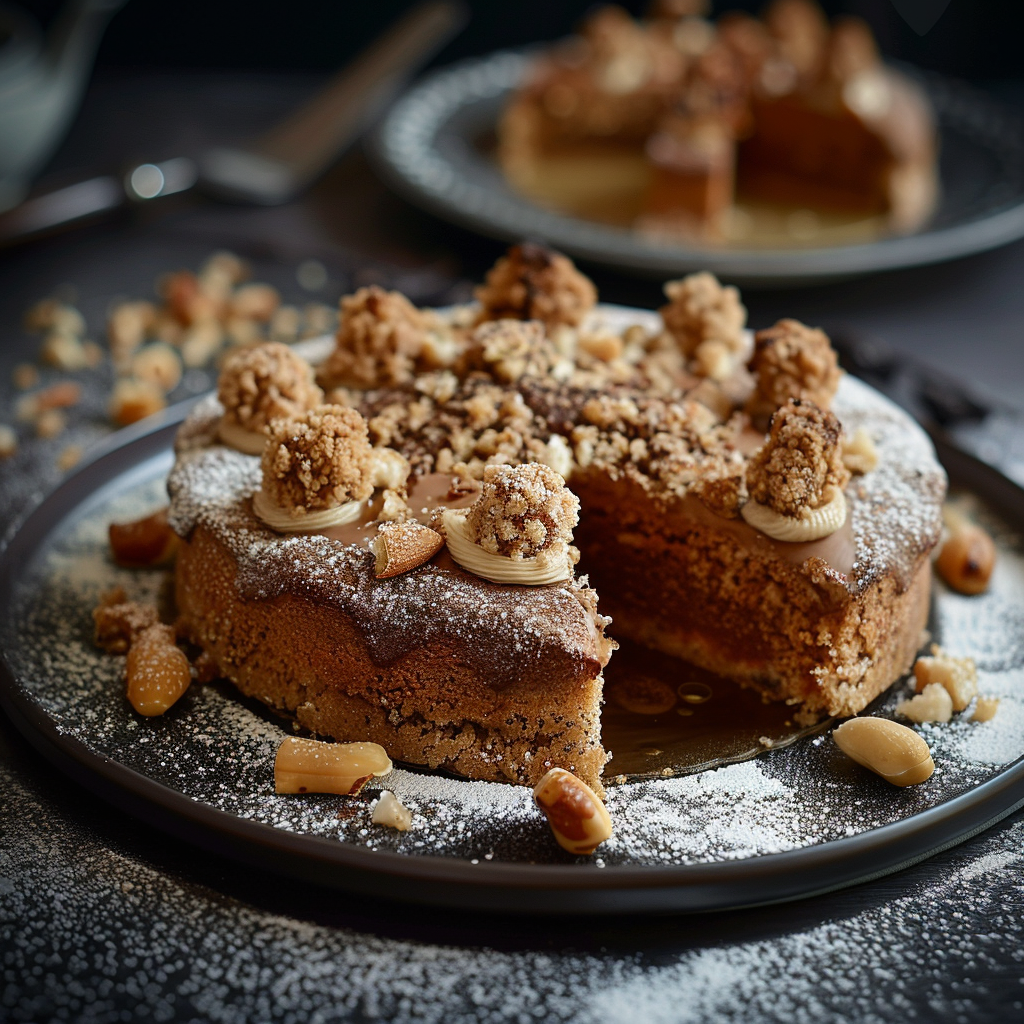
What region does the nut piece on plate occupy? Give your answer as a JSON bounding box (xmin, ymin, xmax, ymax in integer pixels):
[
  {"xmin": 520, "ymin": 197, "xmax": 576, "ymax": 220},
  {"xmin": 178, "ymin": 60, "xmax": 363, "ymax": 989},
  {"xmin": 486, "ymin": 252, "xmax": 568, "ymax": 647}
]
[
  {"xmin": 108, "ymin": 508, "xmax": 179, "ymax": 567},
  {"xmin": 832, "ymin": 717, "xmax": 934, "ymax": 787},
  {"xmin": 936, "ymin": 523, "xmax": 996, "ymax": 595},
  {"xmin": 256, "ymin": 405, "xmax": 375, "ymax": 530},
  {"xmin": 742, "ymin": 399, "xmax": 850, "ymax": 541},
  {"xmin": 274, "ymin": 737, "xmax": 392, "ymax": 796},
  {"xmin": 371, "ymin": 521, "xmax": 444, "ymax": 578},
  {"xmin": 474, "ymin": 243, "xmax": 597, "ymax": 329},
  {"xmin": 745, "ymin": 318, "xmax": 841, "ymax": 424},
  {"xmin": 660, "ymin": 272, "xmax": 748, "ymax": 381},
  {"xmin": 92, "ymin": 589, "xmax": 160, "ymax": 653},
  {"xmin": 317, "ymin": 286, "xmax": 428, "ymax": 390},
  {"xmin": 841, "ymin": 427, "xmax": 879, "ymax": 474},
  {"xmin": 913, "ymin": 645, "xmax": 978, "ymax": 712},
  {"xmin": 371, "ymin": 791, "xmax": 413, "ymax": 831},
  {"xmin": 896, "ymin": 682, "xmax": 953, "ymax": 724},
  {"xmin": 217, "ymin": 342, "xmax": 323, "ymax": 454},
  {"xmin": 533, "ymin": 767, "xmax": 613, "ymax": 855},
  {"xmin": 109, "ymin": 378, "xmax": 166, "ymax": 426},
  {"xmin": 126, "ymin": 623, "xmax": 192, "ymax": 716},
  {"xmin": 972, "ymin": 697, "xmax": 1000, "ymax": 723},
  {"xmin": 442, "ymin": 463, "xmax": 580, "ymax": 584}
]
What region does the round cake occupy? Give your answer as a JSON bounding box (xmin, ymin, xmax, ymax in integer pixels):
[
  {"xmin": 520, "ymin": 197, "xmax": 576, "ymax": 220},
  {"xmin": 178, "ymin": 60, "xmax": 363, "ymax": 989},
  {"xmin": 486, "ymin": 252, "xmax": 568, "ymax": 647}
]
[{"xmin": 169, "ymin": 246, "xmax": 946, "ymax": 792}]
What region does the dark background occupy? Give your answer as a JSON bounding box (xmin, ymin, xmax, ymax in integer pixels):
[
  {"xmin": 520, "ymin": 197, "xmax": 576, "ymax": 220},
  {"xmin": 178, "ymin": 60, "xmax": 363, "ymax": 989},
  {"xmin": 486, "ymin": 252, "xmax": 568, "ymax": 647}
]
[{"xmin": 15, "ymin": 0, "xmax": 1024, "ymax": 81}]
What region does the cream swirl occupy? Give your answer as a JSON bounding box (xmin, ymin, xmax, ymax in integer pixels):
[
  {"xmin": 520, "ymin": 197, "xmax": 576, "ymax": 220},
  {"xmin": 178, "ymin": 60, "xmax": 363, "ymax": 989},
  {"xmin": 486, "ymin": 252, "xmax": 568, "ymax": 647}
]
[
  {"xmin": 253, "ymin": 488, "xmax": 364, "ymax": 534},
  {"xmin": 741, "ymin": 486, "xmax": 848, "ymax": 543},
  {"xmin": 218, "ymin": 416, "xmax": 267, "ymax": 456}
]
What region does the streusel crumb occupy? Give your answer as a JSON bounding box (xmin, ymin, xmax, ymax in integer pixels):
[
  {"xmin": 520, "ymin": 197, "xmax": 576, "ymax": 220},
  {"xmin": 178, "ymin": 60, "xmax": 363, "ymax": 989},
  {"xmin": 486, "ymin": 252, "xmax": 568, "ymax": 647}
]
[
  {"xmin": 464, "ymin": 463, "xmax": 579, "ymax": 559},
  {"xmin": 475, "ymin": 243, "xmax": 597, "ymax": 329},
  {"xmin": 218, "ymin": 342, "xmax": 322, "ymax": 433},
  {"xmin": 318, "ymin": 286, "xmax": 427, "ymax": 389},
  {"xmin": 659, "ymin": 272, "xmax": 747, "ymax": 360},
  {"xmin": 261, "ymin": 405, "xmax": 374, "ymax": 513},
  {"xmin": 691, "ymin": 465, "xmax": 748, "ymax": 518},
  {"xmin": 462, "ymin": 319, "xmax": 563, "ymax": 383},
  {"xmin": 746, "ymin": 399, "xmax": 850, "ymax": 516},
  {"xmin": 746, "ymin": 318, "xmax": 840, "ymax": 422},
  {"xmin": 92, "ymin": 589, "xmax": 160, "ymax": 654}
]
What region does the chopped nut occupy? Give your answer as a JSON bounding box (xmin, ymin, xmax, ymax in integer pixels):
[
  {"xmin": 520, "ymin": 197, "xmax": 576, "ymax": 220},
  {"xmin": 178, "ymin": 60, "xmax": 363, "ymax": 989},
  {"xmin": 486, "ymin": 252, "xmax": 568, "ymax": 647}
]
[
  {"xmin": 25, "ymin": 299, "xmax": 85, "ymax": 337},
  {"xmin": 230, "ymin": 282, "xmax": 280, "ymax": 321},
  {"xmin": 200, "ymin": 250, "xmax": 248, "ymax": 288},
  {"xmin": 660, "ymin": 272, "xmax": 747, "ymax": 359},
  {"xmin": 13, "ymin": 363, "xmax": 39, "ymax": 390},
  {"xmin": 19, "ymin": 381, "xmax": 82, "ymax": 419},
  {"xmin": 371, "ymin": 791, "xmax": 413, "ymax": 830},
  {"xmin": 160, "ymin": 270, "xmax": 222, "ymax": 326},
  {"xmin": 370, "ymin": 447, "xmax": 410, "ymax": 490},
  {"xmin": 371, "ymin": 521, "xmax": 444, "ymax": 578},
  {"xmin": 92, "ymin": 592, "xmax": 160, "ymax": 653},
  {"xmin": 896, "ymin": 682, "xmax": 953, "ymax": 724},
  {"xmin": 108, "ymin": 508, "xmax": 179, "ymax": 567},
  {"xmin": 533, "ymin": 767, "xmax": 613, "ymax": 855},
  {"xmin": 224, "ymin": 316, "xmax": 262, "ymax": 347},
  {"xmin": 578, "ymin": 332, "xmax": 623, "ymax": 362},
  {"xmin": 107, "ymin": 301, "xmax": 157, "ymax": 367},
  {"xmin": 746, "ymin": 399, "xmax": 850, "ymax": 517},
  {"xmin": 936, "ymin": 524, "xmax": 995, "ymax": 595},
  {"xmin": 131, "ymin": 343, "xmax": 183, "ymax": 394},
  {"xmin": 274, "ymin": 736, "xmax": 392, "ymax": 795},
  {"xmin": 41, "ymin": 332, "xmax": 89, "ymax": 370},
  {"xmin": 833, "ymin": 717, "xmax": 934, "ymax": 786},
  {"xmin": 746, "ymin": 318, "xmax": 840, "ymax": 422},
  {"xmin": 217, "ymin": 342, "xmax": 322, "ymax": 434},
  {"xmin": 842, "ymin": 426, "xmax": 879, "ymax": 474},
  {"xmin": 126, "ymin": 623, "xmax": 191, "ymax": 716},
  {"xmin": 180, "ymin": 322, "xmax": 224, "ymax": 367},
  {"xmin": 0, "ymin": 425, "xmax": 17, "ymax": 459},
  {"xmin": 35, "ymin": 409, "xmax": 66, "ymax": 439},
  {"xmin": 914, "ymin": 645, "xmax": 978, "ymax": 712},
  {"xmin": 57, "ymin": 444, "xmax": 82, "ymax": 472},
  {"xmin": 462, "ymin": 319, "xmax": 563, "ymax": 384},
  {"xmin": 971, "ymin": 696, "xmax": 1000, "ymax": 723},
  {"xmin": 318, "ymin": 286, "xmax": 427, "ymax": 389},
  {"xmin": 475, "ymin": 243, "xmax": 597, "ymax": 329},
  {"xmin": 110, "ymin": 378, "xmax": 166, "ymax": 425},
  {"xmin": 261, "ymin": 405, "xmax": 375, "ymax": 514}
]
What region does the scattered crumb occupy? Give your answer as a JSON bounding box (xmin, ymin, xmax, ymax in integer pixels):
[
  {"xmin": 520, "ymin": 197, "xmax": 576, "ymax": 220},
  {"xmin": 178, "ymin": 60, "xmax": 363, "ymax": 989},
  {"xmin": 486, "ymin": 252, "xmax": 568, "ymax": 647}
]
[
  {"xmin": 971, "ymin": 697, "xmax": 1000, "ymax": 723},
  {"xmin": 897, "ymin": 682, "xmax": 954, "ymax": 724},
  {"xmin": 371, "ymin": 791, "xmax": 413, "ymax": 831}
]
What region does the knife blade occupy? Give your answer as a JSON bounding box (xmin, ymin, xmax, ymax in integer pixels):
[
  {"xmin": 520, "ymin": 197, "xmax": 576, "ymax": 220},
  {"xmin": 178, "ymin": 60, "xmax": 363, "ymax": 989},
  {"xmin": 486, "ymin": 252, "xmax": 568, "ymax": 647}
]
[{"xmin": 0, "ymin": 1, "xmax": 467, "ymax": 246}]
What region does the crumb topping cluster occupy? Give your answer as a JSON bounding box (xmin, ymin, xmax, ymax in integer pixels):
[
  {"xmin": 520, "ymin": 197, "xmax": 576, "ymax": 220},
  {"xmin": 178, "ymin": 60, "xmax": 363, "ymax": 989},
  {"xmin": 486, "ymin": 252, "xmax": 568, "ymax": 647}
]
[
  {"xmin": 461, "ymin": 319, "xmax": 566, "ymax": 384},
  {"xmin": 474, "ymin": 243, "xmax": 597, "ymax": 329},
  {"xmin": 659, "ymin": 272, "xmax": 748, "ymax": 380},
  {"xmin": 746, "ymin": 319, "xmax": 841, "ymax": 423},
  {"xmin": 746, "ymin": 398, "xmax": 850, "ymax": 516},
  {"xmin": 217, "ymin": 342, "xmax": 322, "ymax": 432},
  {"xmin": 464, "ymin": 463, "xmax": 579, "ymax": 560},
  {"xmin": 318, "ymin": 286, "xmax": 429, "ymax": 390},
  {"xmin": 261, "ymin": 405, "xmax": 374, "ymax": 513}
]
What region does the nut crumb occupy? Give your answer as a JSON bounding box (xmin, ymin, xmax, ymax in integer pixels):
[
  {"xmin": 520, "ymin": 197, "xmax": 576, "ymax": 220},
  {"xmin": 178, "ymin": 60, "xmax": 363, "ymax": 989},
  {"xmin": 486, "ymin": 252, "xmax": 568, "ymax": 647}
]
[
  {"xmin": 462, "ymin": 319, "xmax": 563, "ymax": 384},
  {"xmin": 913, "ymin": 644, "xmax": 978, "ymax": 712},
  {"xmin": 897, "ymin": 682, "xmax": 953, "ymax": 724},
  {"xmin": 475, "ymin": 243, "xmax": 597, "ymax": 329},
  {"xmin": 842, "ymin": 426, "xmax": 879, "ymax": 474},
  {"xmin": 0, "ymin": 424, "xmax": 17, "ymax": 459},
  {"xmin": 746, "ymin": 318, "xmax": 840, "ymax": 422},
  {"xmin": 262, "ymin": 405, "xmax": 375, "ymax": 514},
  {"xmin": 218, "ymin": 342, "xmax": 322, "ymax": 433},
  {"xmin": 92, "ymin": 590, "xmax": 160, "ymax": 653},
  {"xmin": 971, "ymin": 696, "xmax": 1000, "ymax": 723},
  {"xmin": 746, "ymin": 399, "xmax": 850, "ymax": 516},
  {"xmin": 110, "ymin": 378, "xmax": 166, "ymax": 426},
  {"xmin": 660, "ymin": 272, "xmax": 747, "ymax": 362},
  {"xmin": 371, "ymin": 791, "xmax": 413, "ymax": 831}
]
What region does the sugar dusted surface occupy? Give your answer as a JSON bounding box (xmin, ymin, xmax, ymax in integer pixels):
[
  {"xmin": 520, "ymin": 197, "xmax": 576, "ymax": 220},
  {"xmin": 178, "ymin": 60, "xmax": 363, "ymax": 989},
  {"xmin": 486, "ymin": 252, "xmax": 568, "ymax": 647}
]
[{"xmin": 5, "ymin": 448, "xmax": 1024, "ymax": 872}]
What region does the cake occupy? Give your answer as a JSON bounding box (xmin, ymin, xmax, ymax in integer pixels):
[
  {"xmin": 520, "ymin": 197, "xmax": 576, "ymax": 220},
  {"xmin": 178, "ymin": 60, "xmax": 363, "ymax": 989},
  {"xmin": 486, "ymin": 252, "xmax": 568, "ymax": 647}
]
[
  {"xmin": 168, "ymin": 245, "xmax": 946, "ymax": 792},
  {"xmin": 498, "ymin": 0, "xmax": 938, "ymax": 241}
]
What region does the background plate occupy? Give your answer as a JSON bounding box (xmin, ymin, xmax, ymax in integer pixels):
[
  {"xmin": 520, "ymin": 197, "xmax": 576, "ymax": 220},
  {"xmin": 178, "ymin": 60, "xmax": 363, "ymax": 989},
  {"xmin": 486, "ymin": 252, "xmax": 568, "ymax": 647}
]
[
  {"xmin": 2, "ymin": 405, "xmax": 1024, "ymax": 915},
  {"xmin": 372, "ymin": 52, "xmax": 1024, "ymax": 285}
]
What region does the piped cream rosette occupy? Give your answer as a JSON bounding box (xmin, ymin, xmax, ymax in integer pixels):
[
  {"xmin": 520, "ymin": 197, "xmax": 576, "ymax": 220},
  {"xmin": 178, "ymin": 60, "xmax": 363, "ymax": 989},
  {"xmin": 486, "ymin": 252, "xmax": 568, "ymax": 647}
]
[
  {"xmin": 741, "ymin": 485, "xmax": 847, "ymax": 542},
  {"xmin": 253, "ymin": 488, "xmax": 364, "ymax": 533},
  {"xmin": 442, "ymin": 508, "xmax": 573, "ymax": 585},
  {"xmin": 218, "ymin": 416, "xmax": 269, "ymax": 455}
]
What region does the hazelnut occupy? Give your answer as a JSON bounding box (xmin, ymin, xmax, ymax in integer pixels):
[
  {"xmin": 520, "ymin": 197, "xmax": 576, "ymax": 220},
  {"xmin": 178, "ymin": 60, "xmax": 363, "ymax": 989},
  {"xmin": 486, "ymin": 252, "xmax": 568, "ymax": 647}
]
[{"xmin": 936, "ymin": 524, "xmax": 995, "ymax": 595}]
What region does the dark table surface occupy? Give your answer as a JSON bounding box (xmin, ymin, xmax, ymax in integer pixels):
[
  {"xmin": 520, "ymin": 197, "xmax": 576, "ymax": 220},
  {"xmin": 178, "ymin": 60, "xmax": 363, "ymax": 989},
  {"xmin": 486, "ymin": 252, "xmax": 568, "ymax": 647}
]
[{"xmin": 2, "ymin": 71, "xmax": 1024, "ymax": 1024}]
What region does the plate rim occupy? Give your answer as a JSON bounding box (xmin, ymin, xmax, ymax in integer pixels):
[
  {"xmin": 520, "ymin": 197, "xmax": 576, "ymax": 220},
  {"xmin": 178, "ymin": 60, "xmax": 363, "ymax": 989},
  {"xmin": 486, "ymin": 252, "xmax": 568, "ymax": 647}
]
[
  {"xmin": 3, "ymin": 404, "xmax": 1024, "ymax": 915},
  {"xmin": 371, "ymin": 50, "xmax": 1024, "ymax": 285}
]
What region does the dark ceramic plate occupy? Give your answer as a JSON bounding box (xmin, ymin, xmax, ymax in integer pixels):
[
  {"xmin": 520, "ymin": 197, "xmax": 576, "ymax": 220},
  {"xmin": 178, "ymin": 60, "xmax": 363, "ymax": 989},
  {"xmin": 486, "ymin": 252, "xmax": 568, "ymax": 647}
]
[
  {"xmin": 372, "ymin": 52, "xmax": 1024, "ymax": 284},
  {"xmin": 1, "ymin": 401, "xmax": 1024, "ymax": 915}
]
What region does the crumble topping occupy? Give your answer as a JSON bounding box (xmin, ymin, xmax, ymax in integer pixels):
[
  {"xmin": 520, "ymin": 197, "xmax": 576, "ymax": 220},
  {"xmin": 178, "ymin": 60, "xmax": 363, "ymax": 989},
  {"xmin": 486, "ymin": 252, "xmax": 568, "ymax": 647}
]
[
  {"xmin": 474, "ymin": 243, "xmax": 597, "ymax": 329},
  {"xmin": 746, "ymin": 398, "xmax": 850, "ymax": 517},
  {"xmin": 765, "ymin": 0, "xmax": 829, "ymax": 82},
  {"xmin": 217, "ymin": 342, "xmax": 322, "ymax": 433},
  {"xmin": 691, "ymin": 464, "xmax": 748, "ymax": 518},
  {"xmin": 659, "ymin": 272, "xmax": 747, "ymax": 361},
  {"xmin": 261, "ymin": 405, "xmax": 374, "ymax": 514},
  {"xmin": 461, "ymin": 319, "xmax": 566, "ymax": 384},
  {"xmin": 464, "ymin": 463, "xmax": 579, "ymax": 561},
  {"xmin": 318, "ymin": 286, "xmax": 429, "ymax": 390},
  {"xmin": 92, "ymin": 589, "xmax": 160, "ymax": 654},
  {"xmin": 745, "ymin": 318, "xmax": 841, "ymax": 423}
]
